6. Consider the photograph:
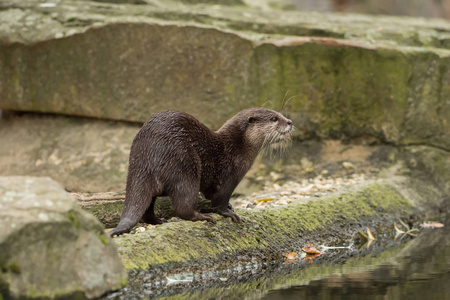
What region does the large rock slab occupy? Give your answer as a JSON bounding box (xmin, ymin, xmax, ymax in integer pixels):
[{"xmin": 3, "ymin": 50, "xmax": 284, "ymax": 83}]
[
  {"xmin": 0, "ymin": 113, "xmax": 137, "ymax": 193},
  {"xmin": 0, "ymin": 176, "xmax": 127, "ymax": 299},
  {"xmin": 0, "ymin": 0, "xmax": 449, "ymax": 150}
]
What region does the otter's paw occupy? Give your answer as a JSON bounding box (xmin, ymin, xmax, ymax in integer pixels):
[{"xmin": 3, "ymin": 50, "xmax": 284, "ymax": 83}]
[
  {"xmin": 217, "ymin": 208, "xmax": 242, "ymax": 224},
  {"xmin": 193, "ymin": 212, "xmax": 216, "ymax": 224},
  {"xmin": 141, "ymin": 216, "xmax": 166, "ymax": 225}
]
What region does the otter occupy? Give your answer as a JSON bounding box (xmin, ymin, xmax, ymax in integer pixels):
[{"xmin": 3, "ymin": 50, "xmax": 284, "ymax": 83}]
[{"xmin": 109, "ymin": 108, "xmax": 293, "ymax": 236}]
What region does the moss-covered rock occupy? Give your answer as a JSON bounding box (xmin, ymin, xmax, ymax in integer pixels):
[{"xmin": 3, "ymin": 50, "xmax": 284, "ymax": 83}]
[
  {"xmin": 145, "ymin": 224, "xmax": 448, "ymax": 299},
  {"xmin": 0, "ymin": 176, "xmax": 127, "ymax": 299},
  {"xmin": 0, "ymin": 0, "xmax": 449, "ymax": 150},
  {"xmin": 113, "ymin": 177, "xmax": 444, "ymax": 272}
]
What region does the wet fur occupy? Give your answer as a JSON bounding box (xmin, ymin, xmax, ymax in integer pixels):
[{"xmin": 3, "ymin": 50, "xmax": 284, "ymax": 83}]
[{"xmin": 109, "ymin": 108, "xmax": 293, "ymax": 236}]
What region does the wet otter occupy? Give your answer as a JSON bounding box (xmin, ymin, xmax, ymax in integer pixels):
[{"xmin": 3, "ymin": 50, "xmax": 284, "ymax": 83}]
[{"xmin": 109, "ymin": 108, "xmax": 293, "ymax": 236}]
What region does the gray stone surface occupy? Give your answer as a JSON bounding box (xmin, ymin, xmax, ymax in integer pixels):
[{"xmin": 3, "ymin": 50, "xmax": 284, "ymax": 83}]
[
  {"xmin": 0, "ymin": 0, "xmax": 449, "ymax": 150},
  {"xmin": 0, "ymin": 113, "xmax": 137, "ymax": 193},
  {"xmin": 0, "ymin": 176, "xmax": 127, "ymax": 299}
]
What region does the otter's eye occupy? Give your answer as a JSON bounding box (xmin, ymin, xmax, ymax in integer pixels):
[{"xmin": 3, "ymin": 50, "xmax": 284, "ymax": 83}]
[{"xmin": 270, "ymin": 117, "xmax": 278, "ymax": 122}]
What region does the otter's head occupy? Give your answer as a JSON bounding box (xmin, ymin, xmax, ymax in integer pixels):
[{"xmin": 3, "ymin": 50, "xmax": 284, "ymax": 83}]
[
  {"xmin": 242, "ymin": 108, "xmax": 293, "ymax": 150},
  {"xmin": 218, "ymin": 108, "xmax": 293, "ymax": 154}
]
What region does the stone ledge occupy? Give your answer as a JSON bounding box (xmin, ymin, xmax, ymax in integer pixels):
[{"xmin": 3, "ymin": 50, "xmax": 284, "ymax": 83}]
[{"xmin": 112, "ymin": 176, "xmax": 444, "ymax": 272}]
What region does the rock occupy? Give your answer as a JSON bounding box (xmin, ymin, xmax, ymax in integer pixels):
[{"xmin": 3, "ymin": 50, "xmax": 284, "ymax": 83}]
[
  {"xmin": 0, "ymin": 0, "xmax": 449, "ymax": 150},
  {"xmin": 342, "ymin": 161, "xmax": 356, "ymax": 170},
  {"xmin": 0, "ymin": 113, "xmax": 137, "ymax": 193},
  {"xmin": 113, "ymin": 174, "xmax": 448, "ymax": 272},
  {"xmin": 0, "ymin": 176, "xmax": 127, "ymax": 299}
]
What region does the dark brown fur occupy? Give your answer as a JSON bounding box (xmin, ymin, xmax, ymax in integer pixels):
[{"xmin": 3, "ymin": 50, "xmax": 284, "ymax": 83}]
[{"xmin": 109, "ymin": 108, "xmax": 293, "ymax": 236}]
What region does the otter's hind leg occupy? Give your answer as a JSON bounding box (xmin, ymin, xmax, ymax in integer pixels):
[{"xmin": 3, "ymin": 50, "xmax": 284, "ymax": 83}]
[
  {"xmin": 140, "ymin": 197, "xmax": 165, "ymax": 224},
  {"xmin": 171, "ymin": 182, "xmax": 216, "ymax": 223}
]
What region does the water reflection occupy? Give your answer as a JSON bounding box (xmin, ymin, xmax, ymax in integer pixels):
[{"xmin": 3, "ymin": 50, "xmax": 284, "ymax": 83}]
[
  {"xmin": 261, "ymin": 227, "xmax": 449, "ymax": 300},
  {"xmin": 107, "ymin": 223, "xmax": 449, "ymax": 299}
]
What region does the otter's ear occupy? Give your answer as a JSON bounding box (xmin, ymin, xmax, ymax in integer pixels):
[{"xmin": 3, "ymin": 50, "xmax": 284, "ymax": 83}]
[{"xmin": 248, "ymin": 116, "xmax": 256, "ymax": 123}]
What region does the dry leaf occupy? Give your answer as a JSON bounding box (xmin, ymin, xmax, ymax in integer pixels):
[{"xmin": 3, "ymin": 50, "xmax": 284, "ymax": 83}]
[
  {"xmin": 302, "ymin": 252, "xmax": 321, "ymax": 262},
  {"xmin": 302, "ymin": 244, "xmax": 323, "ymax": 255},
  {"xmin": 422, "ymin": 222, "xmax": 444, "ymax": 228},
  {"xmin": 366, "ymin": 227, "xmax": 376, "ymax": 240},
  {"xmin": 358, "ymin": 230, "xmax": 368, "ymax": 239},
  {"xmin": 256, "ymin": 198, "xmax": 274, "ymax": 203},
  {"xmin": 394, "ymin": 222, "xmax": 405, "ymax": 234},
  {"xmin": 285, "ymin": 252, "xmax": 299, "ymax": 260}
]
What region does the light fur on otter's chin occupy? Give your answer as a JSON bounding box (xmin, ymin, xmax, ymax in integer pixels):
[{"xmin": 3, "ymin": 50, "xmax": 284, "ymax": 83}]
[{"xmin": 260, "ymin": 124, "xmax": 293, "ymax": 160}]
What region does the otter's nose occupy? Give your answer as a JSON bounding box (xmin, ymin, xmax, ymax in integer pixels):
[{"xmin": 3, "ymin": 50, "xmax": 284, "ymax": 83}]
[{"xmin": 287, "ymin": 120, "xmax": 293, "ymax": 126}]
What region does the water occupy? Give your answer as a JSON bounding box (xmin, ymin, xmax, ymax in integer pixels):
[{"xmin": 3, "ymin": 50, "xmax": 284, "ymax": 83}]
[
  {"xmin": 108, "ymin": 220, "xmax": 449, "ymax": 300},
  {"xmin": 261, "ymin": 229, "xmax": 450, "ymax": 300}
]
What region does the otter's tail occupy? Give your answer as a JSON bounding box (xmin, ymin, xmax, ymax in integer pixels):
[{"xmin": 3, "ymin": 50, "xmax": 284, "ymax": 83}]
[
  {"xmin": 108, "ymin": 217, "xmax": 138, "ymax": 237},
  {"xmin": 108, "ymin": 196, "xmax": 152, "ymax": 237},
  {"xmin": 109, "ymin": 173, "xmax": 158, "ymax": 236}
]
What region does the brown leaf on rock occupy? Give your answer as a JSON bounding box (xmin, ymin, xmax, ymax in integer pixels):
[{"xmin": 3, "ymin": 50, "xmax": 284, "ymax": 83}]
[
  {"xmin": 302, "ymin": 253, "xmax": 321, "ymax": 263},
  {"xmin": 285, "ymin": 252, "xmax": 298, "ymax": 260},
  {"xmin": 302, "ymin": 244, "xmax": 323, "ymax": 255},
  {"xmin": 284, "ymin": 252, "xmax": 299, "ymax": 264}
]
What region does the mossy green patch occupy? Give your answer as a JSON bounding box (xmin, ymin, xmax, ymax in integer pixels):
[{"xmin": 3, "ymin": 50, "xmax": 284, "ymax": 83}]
[
  {"xmin": 8, "ymin": 263, "xmax": 20, "ymax": 275},
  {"xmin": 67, "ymin": 211, "xmax": 80, "ymax": 228},
  {"xmin": 254, "ymin": 42, "xmax": 412, "ymax": 142},
  {"xmin": 0, "ymin": 279, "xmax": 9, "ymax": 300},
  {"xmin": 97, "ymin": 233, "xmax": 109, "ymax": 246},
  {"xmin": 114, "ymin": 180, "xmax": 415, "ymax": 271},
  {"xmin": 83, "ymin": 202, "xmax": 124, "ymax": 228}
]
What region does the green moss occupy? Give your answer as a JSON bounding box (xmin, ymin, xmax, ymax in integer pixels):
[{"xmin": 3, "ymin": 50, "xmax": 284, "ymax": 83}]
[
  {"xmin": 83, "ymin": 202, "xmax": 123, "ymax": 228},
  {"xmin": 255, "ymin": 42, "xmax": 413, "ymax": 142},
  {"xmin": 97, "ymin": 233, "xmax": 109, "ymax": 245},
  {"xmin": 0, "ymin": 279, "xmax": 9, "ymax": 300},
  {"xmin": 9, "ymin": 262, "xmax": 20, "ymax": 274},
  {"xmin": 67, "ymin": 211, "xmax": 80, "ymax": 228},
  {"xmin": 114, "ymin": 180, "xmax": 415, "ymax": 271}
]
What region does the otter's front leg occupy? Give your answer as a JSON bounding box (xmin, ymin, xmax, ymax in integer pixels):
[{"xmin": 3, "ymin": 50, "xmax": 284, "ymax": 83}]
[{"xmin": 211, "ymin": 196, "xmax": 242, "ymax": 224}]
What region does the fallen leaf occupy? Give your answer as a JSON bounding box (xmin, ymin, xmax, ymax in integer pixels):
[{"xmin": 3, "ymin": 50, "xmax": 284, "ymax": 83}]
[
  {"xmin": 358, "ymin": 230, "xmax": 368, "ymax": 239},
  {"xmin": 302, "ymin": 252, "xmax": 321, "ymax": 262},
  {"xmin": 398, "ymin": 219, "xmax": 410, "ymax": 230},
  {"xmin": 285, "ymin": 252, "xmax": 299, "ymax": 260},
  {"xmin": 285, "ymin": 259, "xmax": 296, "ymax": 264},
  {"xmin": 366, "ymin": 227, "xmax": 376, "ymax": 240},
  {"xmin": 394, "ymin": 222, "xmax": 405, "ymax": 234},
  {"xmin": 256, "ymin": 198, "xmax": 274, "ymax": 203},
  {"xmin": 406, "ymin": 229, "xmax": 419, "ymax": 236},
  {"xmin": 422, "ymin": 222, "xmax": 444, "ymax": 229},
  {"xmin": 302, "ymin": 244, "xmax": 323, "ymax": 255}
]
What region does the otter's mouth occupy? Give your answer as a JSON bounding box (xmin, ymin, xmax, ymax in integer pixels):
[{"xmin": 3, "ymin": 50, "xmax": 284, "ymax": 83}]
[
  {"xmin": 281, "ymin": 125, "xmax": 293, "ymax": 136},
  {"xmin": 273, "ymin": 127, "xmax": 292, "ymax": 142}
]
